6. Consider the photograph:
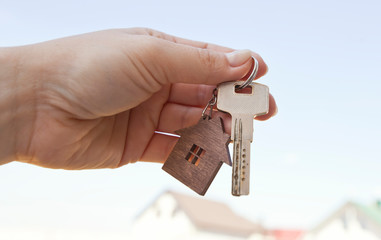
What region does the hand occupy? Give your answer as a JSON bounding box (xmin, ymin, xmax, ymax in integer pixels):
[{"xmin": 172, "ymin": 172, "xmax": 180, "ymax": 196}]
[{"xmin": 0, "ymin": 28, "xmax": 277, "ymax": 169}]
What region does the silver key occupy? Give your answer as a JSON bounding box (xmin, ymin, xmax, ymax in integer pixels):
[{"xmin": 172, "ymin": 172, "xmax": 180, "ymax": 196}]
[{"xmin": 217, "ymin": 81, "xmax": 269, "ymax": 196}]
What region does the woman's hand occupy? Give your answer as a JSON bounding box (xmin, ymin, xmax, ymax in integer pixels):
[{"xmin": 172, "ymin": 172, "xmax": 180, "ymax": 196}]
[{"xmin": 0, "ymin": 28, "xmax": 276, "ymax": 169}]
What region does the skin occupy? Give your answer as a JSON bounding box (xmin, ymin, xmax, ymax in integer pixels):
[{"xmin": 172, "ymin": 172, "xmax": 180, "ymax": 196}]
[{"xmin": 0, "ymin": 28, "xmax": 277, "ymax": 170}]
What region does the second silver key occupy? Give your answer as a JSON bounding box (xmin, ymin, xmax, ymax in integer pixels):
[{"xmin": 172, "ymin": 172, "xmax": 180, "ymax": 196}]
[{"xmin": 217, "ymin": 81, "xmax": 269, "ymax": 196}]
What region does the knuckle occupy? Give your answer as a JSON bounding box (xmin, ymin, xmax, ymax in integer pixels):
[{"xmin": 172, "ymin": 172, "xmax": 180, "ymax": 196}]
[
  {"xmin": 180, "ymin": 107, "xmax": 191, "ymax": 129},
  {"xmin": 197, "ymin": 49, "xmax": 224, "ymax": 79},
  {"xmin": 142, "ymin": 37, "xmax": 162, "ymax": 57},
  {"xmin": 198, "ymin": 49, "xmax": 215, "ymax": 69},
  {"xmin": 196, "ymin": 84, "xmax": 210, "ymax": 106},
  {"xmin": 140, "ymin": 27, "xmax": 156, "ymax": 36}
]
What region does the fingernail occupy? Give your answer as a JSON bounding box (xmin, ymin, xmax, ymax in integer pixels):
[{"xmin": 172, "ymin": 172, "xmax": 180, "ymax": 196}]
[
  {"xmin": 273, "ymin": 106, "xmax": 278, "ymax": 117},
  {"xmin": 226, "ymin": 49, "xmax": 252, "ymax": 67},
  {"xmin": 264, "ymin": 63, "xmax": 269, "ymax": 75}
]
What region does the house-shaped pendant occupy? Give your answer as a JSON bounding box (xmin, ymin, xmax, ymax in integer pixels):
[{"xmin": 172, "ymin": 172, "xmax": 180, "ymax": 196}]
[{"xmin": 162, "ymin": 117, "xmax": 231, "ymax": 195}]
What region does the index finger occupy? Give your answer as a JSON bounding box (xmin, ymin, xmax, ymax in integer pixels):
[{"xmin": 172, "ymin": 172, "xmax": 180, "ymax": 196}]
[{"xmin": 129, "ymin": 28, "xmax": 268, "ymax": 79}]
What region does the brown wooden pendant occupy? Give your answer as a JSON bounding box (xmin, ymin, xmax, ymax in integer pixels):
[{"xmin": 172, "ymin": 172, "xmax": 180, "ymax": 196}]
[{"xmin": 162, "ymin": 117, "xmax": 231, "ymax": 195}]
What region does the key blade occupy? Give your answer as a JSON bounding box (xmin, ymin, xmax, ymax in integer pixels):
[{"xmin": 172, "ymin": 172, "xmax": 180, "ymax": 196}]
[
  {"xmin": 232, "ymin": 118, "xmax": 251, "ymax": 196},
  {"xmin": 231, "ymin": 114, "xmax": 255, "ymax": 141}
]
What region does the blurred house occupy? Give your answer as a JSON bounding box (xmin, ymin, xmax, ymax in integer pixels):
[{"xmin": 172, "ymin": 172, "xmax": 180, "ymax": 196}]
[
  {"xmin": 269, "ymin": 229, "xmax": 304, "ymax": 240},
  {"xmin": 302, "ymin": 201, "xmax": 381, "ymax": 240},
  {"xmin": 129, "ymin": 191, "xmax": 268, "ymax": 240}
]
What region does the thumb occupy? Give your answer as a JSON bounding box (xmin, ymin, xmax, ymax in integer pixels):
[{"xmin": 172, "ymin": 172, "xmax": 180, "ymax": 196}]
[{"xmin": 151, "ymin": 41, "xmax": 256, "ymax": 85}]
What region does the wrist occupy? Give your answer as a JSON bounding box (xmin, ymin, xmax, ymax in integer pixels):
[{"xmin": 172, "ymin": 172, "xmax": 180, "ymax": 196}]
[{"xmin": 0, "ymin": 46, "xmax": 38, "ymax": 165}]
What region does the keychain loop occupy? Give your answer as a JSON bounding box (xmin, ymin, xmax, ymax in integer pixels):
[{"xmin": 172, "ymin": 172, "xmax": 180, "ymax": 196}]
[
  {"xmin": 235, "ymin": 56, "xmax": 259, "ymax": 90},
  {"xmin": 202, "ymin": 88, "xmax": 217, "ymax": 119}
]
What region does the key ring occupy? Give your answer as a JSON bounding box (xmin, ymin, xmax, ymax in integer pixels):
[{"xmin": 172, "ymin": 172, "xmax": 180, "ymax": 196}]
[
  {"xmin": 202, "ymin": 88, "xmax": 217, "ymax": 119},
  {"xmin": 235, "ymin": 56, "xmax": 259, "ymax": 90}
]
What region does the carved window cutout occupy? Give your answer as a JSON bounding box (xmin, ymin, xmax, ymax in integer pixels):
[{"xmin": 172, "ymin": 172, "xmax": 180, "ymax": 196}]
[{"xmin": 185, "ymin": 144, "xmax": 205, "ymax": 166}]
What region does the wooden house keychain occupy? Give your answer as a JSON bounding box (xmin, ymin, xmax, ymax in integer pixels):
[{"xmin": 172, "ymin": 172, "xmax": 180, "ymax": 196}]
[{"xmin": 162, "ymin": 88, "xmax": 232, "ymax": 196}]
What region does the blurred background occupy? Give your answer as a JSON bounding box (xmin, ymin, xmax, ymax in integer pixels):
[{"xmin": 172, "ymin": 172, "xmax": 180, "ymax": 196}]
[{"xmin": 1, "ymin": 0, "xmax": 380, "ymax": 239}]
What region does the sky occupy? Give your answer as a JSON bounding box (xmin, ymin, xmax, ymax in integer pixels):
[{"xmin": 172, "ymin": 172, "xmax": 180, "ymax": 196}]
[{"xmin": 1, "ymin": 0, "xmax": 381, "ymax": 239}]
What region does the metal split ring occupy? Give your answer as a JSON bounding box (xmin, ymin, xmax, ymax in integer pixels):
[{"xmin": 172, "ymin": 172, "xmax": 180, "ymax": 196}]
[
  {"xmin": 202, "ymin": 88, "xmax": 217, "ymax": 119},
  {"xmin": 235, "ymin": 56, "xmax": 259, "ymax": 90}
]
